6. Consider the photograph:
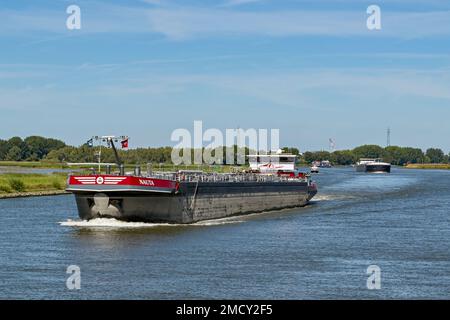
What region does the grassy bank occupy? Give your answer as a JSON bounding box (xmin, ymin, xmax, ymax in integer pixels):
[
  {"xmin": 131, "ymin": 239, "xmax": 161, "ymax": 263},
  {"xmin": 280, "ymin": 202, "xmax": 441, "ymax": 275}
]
[
  {"xmin": 0, "ymin": 161, "xmax": 67, "ymax": 169},
  {"xmin": 0, "ymin": 164, "xmax": 238, "ymax": 198},
  {"xmin": 0, "ymin": 173, "xmax": 68, "ymax": 197},
  {"xmin": 405, "ymin": 163, "xmax": 450, "ymax": 170}
]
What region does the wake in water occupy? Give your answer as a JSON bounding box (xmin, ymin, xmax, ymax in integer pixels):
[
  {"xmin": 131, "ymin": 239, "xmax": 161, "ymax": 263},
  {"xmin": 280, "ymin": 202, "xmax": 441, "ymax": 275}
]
[
  {"xmin": 312, "ymin": 194, "xmax": 357, "ymax": 201},
  {"xmin": 324, "ymin": 174, "xmax": 418, "ymax": 193},
  {"xmin": 58, "ymin": 205, "xmax": 315, "ymax": 229},
  {"xmin": 60, "ymin": 218, "xmax": 173, "ymax": 228},
  {"xmin": 59, "ymin": 216, "xmax": 244, "ymax": 228}
]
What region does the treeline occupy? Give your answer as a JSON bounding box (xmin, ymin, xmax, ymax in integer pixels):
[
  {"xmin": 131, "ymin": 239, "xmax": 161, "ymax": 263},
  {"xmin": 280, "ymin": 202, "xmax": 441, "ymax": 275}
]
[
  {"xmin": 46, "ymin": 145, "xmax": 252, "ymax": 165},
  {"xmin": 303, "ymin": 145, "xmax": 450, "ymax": 166},
  {"xmin": 46, "ymin": 145, "xmax": 174, "ymax": 164},
  {"xmin": 0, "ymin": 136, "xmax": 66, "ymax": 161},
  {"xmin": 1, "ymin": 136, "xmax": 449, "ymax": 166}
]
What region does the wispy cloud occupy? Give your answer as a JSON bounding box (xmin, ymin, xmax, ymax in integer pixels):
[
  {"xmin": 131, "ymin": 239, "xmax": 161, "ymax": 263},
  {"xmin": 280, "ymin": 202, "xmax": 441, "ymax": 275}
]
[
  {"xmin": 7, "ymin": 67, "xmax": 449, "ymax": 107},
  {"xmin": 1, "ymin": 5, "xmax": 450, "ymax": 40},
  {"xmin": 147, "ymin": 8, "xmax": 450, "ymax": 40},
  {"xmin": 140, "ymin": 0, "xmax": 165, "ymax": 5},
  {"xmin": 220, "ymin": 0, "xmax": 264, "ymax": 7}
]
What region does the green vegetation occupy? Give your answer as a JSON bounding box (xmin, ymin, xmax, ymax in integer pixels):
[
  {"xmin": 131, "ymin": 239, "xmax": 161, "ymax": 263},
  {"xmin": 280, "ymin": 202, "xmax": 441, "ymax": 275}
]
[
  {"xmin": 51, "ymin": 178, "xmax": 63, "ymax": 190},
  {"xmin": 0, "ymin": 136, "xmax": 65, "ymax": 162},
  {"xmin": 0, "ymin": 185, "xmax": 11, "ymax": 193},
  {"xmin": 425, "ymin": 148, "xmax": 446, "ymax": 164},
  {"xmin": 0, "ymin": 173, "xmax": 67, "ymax": 195},
  {"xmin": 8, "ymin": 178, "xmax": 26, "ymax": 192},
  {"xmin": 405, "ymin": 163, "xmax": 450, "ymax": 170},
  {"xmin": 1, "ymin": 135, "xmax": 449, "ymax": 167},
  {"xmin": 303, "ymin": 145, "xmax": 449, "ymax": 166},
  {"xmin": 1, "ymin": 135, "xmax": 448, "ymax": 197}
]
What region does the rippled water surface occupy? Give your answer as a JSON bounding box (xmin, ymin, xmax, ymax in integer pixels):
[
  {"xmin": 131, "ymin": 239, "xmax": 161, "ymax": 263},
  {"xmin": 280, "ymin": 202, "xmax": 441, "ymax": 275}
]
[{"xmin": 1, "ymin": 167, "xmax": 449, "ymax": 299}]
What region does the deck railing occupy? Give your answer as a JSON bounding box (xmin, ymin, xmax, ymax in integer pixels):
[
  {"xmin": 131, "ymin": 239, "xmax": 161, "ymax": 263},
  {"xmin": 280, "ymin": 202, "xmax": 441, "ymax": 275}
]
[{"xmin": 146, "ymin": 172, "xmax": 309, "ymax": 183}]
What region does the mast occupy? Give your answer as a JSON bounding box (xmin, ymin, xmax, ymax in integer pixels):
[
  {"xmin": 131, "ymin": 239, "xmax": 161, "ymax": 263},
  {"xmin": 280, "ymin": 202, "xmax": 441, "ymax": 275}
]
[
  {"xmin": 108, "ymin": 137, "xmax": 122, "ymax": 166},
  {"xmin": 98, "ymin": 143, "xmax": 102, "ymax": 172}
]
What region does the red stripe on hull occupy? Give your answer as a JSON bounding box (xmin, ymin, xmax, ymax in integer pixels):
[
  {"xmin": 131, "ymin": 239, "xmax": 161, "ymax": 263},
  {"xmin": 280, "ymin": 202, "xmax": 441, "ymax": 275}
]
[{"xmin": 68, "ymin": 175, "xmax": 177, "ymax": 190}]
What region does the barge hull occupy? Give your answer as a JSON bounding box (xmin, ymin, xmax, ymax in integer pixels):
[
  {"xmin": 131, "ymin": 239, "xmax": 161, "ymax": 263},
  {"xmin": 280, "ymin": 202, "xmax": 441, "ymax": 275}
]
[
  {"xmin": 72, "ymin": 181, "xmax": 317, "ymax": 224},
  {"xmin": 356, "ymin": 164, "xmax": 391, "ymax": 173}
]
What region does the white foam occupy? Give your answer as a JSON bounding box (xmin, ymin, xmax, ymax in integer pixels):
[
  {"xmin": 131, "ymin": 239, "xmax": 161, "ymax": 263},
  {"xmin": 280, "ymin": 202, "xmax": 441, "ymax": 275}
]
[
  {"xmin": 313, "ymin": 194, "xmax": 354, "ymax": 201},
  {"xmin": 193, "ymin": 216, "xmax": 244, "ymax": 226},
  {"xmin": 59, "ymin": 218, "xmax": 171, "ymax": 228},
  {"xmin": 59, "ymin": 217, "xmax": 243, "ymax": 228}
]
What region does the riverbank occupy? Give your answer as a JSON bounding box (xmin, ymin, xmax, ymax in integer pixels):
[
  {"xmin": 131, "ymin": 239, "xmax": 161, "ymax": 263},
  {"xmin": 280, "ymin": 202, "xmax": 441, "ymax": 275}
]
[
  {"xmin": 405, "ymin": 163, "xmax": 450, "ymax": 170},
  {"xmin": 0, "ymin": 190, "xmax": 69, "ymax": 199},
  {"xmin": 0, "ymin": 173, "xmax": 68, "ymax": 198}
]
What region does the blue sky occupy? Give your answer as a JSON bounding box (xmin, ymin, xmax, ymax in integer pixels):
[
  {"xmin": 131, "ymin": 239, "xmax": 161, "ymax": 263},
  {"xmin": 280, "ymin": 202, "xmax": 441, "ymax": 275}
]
[{"xmin": 1, "ymin": 0, "xmax": 450, "ymax": 152}]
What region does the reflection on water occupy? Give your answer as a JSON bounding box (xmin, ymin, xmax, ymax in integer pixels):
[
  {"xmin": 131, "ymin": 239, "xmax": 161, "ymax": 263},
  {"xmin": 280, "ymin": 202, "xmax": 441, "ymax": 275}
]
[{"xmin": 0, "ymin": 167, "xmax": 449, "ymax": 299}]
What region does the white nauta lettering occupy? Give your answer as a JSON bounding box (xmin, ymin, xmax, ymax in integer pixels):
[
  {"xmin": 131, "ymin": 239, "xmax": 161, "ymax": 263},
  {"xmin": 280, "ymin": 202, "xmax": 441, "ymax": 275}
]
[{"xmin": 139, "ymin": 179, "xmax": 155, "ymax": 186}]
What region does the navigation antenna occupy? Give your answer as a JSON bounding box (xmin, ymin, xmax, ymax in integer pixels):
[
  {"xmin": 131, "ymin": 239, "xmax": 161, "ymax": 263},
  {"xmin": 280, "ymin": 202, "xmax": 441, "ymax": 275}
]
[{"xmin": 329, "ymin": 138, "xmax": 336, "ymax": 152}]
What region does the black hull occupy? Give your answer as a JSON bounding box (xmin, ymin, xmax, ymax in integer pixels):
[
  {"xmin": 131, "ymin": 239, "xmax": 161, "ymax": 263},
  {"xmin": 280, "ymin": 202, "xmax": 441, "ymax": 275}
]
[
  {"xmin": 356, "ymin": 164, "xmax": 391, "ymax": 173},
  {"xmin": 72, "ymin": 181, "xmax": 317, "ymax": 224},
  {"xmin": 366, "ymin": 164, "xmax": 391, "ymax": 173}
]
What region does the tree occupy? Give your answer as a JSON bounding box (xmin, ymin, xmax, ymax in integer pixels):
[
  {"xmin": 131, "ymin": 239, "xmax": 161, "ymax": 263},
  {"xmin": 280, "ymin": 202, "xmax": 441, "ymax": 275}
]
[
  {"xmin": 444, "ymin": 154, "xmax": 449, "ymax": 164},
  {"xmin": 24, "ymin": 136, "xmax": 66, "ymax": 160},
  {"xmin": 403, "ymin": 147, "xmax": 425, "ymax": 164},
  {"xmin": 282, "ymin": 147, "xmax": 300, "ymax": 156},
  {"xmin": 425, "ymin": 148, "xmax": 444, "ymax": 163},
  {"xmin": 385, "ymin": 146, "xmax": 407, "ymax": 165},
  {"xmin": 333, "ymin": 150, "xmax": 356, "ymax": 165},
  {"xmin": 0, "ymin": 139, "xmax": 8, "ymax": 160},
  {"xmin": 6, "ymin": 137, "xmax": 29, "ymax": 160},
  {"xmin": 5, "ymin": 146, "xmax": 22, "ymax": 161},
  {"xmin": 352, "ymin": 144, "xmax": 385, "ymax": 159}
]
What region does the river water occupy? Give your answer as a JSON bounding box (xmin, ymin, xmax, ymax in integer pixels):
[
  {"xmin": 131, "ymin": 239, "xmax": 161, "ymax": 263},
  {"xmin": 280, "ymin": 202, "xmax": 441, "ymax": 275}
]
[
  {"xmin": 0, "ymin": 167, "xmax": 449, "ymax": 299},
  {"xmin": 0, "ymin": 166, "xmax": 79, "ymax": 175}
]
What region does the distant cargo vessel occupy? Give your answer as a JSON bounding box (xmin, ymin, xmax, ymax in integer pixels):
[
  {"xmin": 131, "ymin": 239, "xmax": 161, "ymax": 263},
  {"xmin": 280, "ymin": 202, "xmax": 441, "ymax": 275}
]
[
  {"xmin": 355, "ymin": 158, "xmax": 391, "ymax": 173},
  {"xmin": 66, "ymin": 137, "xmax": 317, "ymax": 224}
]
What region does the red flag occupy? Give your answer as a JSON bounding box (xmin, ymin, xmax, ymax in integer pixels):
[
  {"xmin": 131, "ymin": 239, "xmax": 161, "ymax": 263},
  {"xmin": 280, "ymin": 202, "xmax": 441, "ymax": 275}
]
[{"xmin": 121, "ymin": 138, "xmax": 129, "ymax": 149}]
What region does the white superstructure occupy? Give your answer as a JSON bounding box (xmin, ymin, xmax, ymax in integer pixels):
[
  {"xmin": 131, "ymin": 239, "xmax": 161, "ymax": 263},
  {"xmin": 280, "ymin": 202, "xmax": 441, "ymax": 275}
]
[{"xmin": 248, "ymin": 154, "xmax": 297, "ymax": 172}]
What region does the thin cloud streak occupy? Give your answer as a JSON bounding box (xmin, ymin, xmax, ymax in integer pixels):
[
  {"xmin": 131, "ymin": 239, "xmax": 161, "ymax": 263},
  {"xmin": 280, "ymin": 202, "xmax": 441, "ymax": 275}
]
[
  {"xmin": 1, "ymin": 5, "xmax": 450, "ymax": 39},
  {"xmin": 147, "ymin": 8, "xmax": 450, "ymax": 40},
  {"xmin": 220, "ymin": 0, "xmax": 264, "ymax": 7},
  {"xmin": 3, "ymin": 68, "xmax": 449, "ymax": 111}
]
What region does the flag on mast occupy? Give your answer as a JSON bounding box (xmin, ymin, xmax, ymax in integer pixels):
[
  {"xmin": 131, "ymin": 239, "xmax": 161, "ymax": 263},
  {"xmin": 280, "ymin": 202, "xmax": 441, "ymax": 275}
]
[{"xmin": 121, "ymin": 137, "xmax": 129, "ymax": 149}]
